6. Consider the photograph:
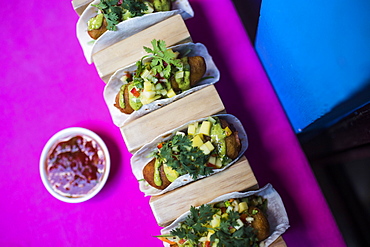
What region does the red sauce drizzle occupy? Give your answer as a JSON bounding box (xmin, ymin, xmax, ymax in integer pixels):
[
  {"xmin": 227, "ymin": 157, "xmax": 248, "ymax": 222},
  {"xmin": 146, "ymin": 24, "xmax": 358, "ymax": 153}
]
[{"xmin": 45, "ymin": 135, "xmax": 105, "ymax": 198}]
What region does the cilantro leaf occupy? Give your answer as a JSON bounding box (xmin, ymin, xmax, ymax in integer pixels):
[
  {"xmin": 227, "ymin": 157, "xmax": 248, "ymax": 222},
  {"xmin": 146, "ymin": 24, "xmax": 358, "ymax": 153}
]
[
  {"xmin": 155, "ymin": 135, "xmax": 212, "ymax": 179},
  {"xmin": 143, "ymin": 39, "xmax": 183, "ymax": 79}
]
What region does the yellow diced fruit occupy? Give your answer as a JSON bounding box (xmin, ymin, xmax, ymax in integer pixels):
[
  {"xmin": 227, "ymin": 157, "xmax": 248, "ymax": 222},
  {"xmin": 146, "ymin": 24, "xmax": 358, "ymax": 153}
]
[
  {"xmin": 144, "ymin": 81, "xmax": 154, "ymax": 91},
  {"xmin": 187, "ymin": 124, "xmax": 197, "ymax": 135},
  {"xmin": 200, "ymin": 141, "xmax": 214, "ymax": 155},
  {"xmin": 210, "ymin": 214, "xmax": 221, "ymax": 228},
  {"xmin": 192, "ymin": 135, "xmax": 204, "ymax": 148},
  {"xmin": 215, "ymin": 158, "xmax": 223, "ymax": 168},
  {"xmin": 167, "ymin": 88, "xmax": 176, "ymax": 98},
  {"xmin": 238, "ymin": 201, "xmax": 248, "ymax": 213},
  {"xmin": 224, "ymin": 126, "xmax": 232, "ymax": 136},
  {"xmin": 208, "ymin": 156, "xmax": 217, "ymax": 166},
  {"xmin": 199, "ymin": 121, "xmax": 211, "ymax": 136}
]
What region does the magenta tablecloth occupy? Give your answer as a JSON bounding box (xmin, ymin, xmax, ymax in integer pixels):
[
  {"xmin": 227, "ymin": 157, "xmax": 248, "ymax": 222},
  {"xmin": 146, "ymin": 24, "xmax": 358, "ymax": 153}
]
[{"xmin": 0, "ymin": 0, "xmax": 345, "ymax": 246}]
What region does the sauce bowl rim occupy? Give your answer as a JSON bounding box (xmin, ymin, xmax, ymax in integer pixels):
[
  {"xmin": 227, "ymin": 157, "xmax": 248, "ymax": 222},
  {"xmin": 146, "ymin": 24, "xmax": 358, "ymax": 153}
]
[{"xmin": 39, "ymin": 127, "xmax": 111, "ymax": 203}]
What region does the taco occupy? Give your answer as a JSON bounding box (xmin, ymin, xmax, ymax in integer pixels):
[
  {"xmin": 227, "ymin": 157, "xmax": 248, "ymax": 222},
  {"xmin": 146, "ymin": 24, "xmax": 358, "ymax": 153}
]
[
  {"xmin": 87, "ymin": 0, "xmax": 174, "ymax": 40},
  {"xmin": 77, "ymin": 0, "xmax": 194, "ymax": 63},
  {"xmin": 113, "ymin": 39, "xmax": 206, "ymax": 114},
  {"xmin": 131, "ymin": 114, "xmax": 248, "ymax": 196},
  {"xmin": 158, "ymin": 184, "xmax": 290, "ymax": 247},
  {"xmin": 104, "ymin": 41, "xmax": 220, "ymax": 127}
]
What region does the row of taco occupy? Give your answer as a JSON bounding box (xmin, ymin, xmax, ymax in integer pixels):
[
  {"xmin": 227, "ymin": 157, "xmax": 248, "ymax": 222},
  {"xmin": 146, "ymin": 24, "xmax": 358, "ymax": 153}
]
[{"xmin": 73, "ymin": 1, "xmax": 289, "ymax": 246}]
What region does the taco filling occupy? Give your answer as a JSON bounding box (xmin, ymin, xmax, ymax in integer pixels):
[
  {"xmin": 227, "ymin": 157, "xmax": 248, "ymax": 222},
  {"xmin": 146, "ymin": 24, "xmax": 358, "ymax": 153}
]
[
  {"xmin": 158, "ymin": 195, "xmax": 270, "ymax": 247},
  {"xmin": 87, "ymin": 0, "xmax": 173, "ymax": 39},
  {"xmin": 114, "ymin": 39, "xmax": 207, "ymax": 114},
  {"xmin": 142, "ymin": 117, "xmax": 241, "ymax": 190}
]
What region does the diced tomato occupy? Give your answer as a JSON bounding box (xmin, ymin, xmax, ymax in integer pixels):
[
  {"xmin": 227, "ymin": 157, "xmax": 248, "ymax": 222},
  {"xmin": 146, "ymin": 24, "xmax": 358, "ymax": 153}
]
[
  {"xmin": 179, "ymin": 239, "xmax": 186, "ymax": 244},
  {"xmin": 205, "ymin": 241, "xmax": 211, "ymax": 247},
  {"xmin": 157, "ymin": 142, "xmax": 163, "ymax": 149},
  {"xmin": 206, "ymin": 163, "xmax": 217, "ymax": 168},
  {"xmin": 130, "ymin": 87, "xmax": 140, "ymax": 98}
]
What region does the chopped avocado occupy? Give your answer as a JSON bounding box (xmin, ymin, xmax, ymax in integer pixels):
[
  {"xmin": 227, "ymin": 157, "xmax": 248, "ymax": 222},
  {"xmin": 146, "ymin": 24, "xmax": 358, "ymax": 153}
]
[
  {"xmin": 127, "ymin": 84, "xmax": 143, "ymax": 110},
  {"xmin": 163, "ymin": 164, "xmax": 179, "ymax": 182},
  {"xmin": 175, "ymin": 57, "xmax": 191, "ymax": 91},
  {"xmin": 152, "ymin": 0, "xmax": 171, "ymax": 11},
  {"xmin": 88, "ymin": 13, "xmax": 104, "ymax": 31},
  {"xmin": 210, "ymin": 122, "xmax": 227, "ymax": 158},
  {"xmin": 154, "ymin": 159, "xmax": 162, "ymax": 187},
  {"xmin": 118, "ymin": 85, "xmax": 126, "ymax": 109}
]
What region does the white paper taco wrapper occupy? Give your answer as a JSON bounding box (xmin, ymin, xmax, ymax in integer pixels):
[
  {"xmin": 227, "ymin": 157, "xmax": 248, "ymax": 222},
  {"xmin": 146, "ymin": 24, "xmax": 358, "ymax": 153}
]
[
  {"xmin": 160, "ymin": 183, "xmax": 290, "ymax": 247},
  {"xmin": 131, "ymin": 114, "xmax": 248, "ymax": 196},
  {"xmin": 77, "ymin": 0, "xmax": 194, "ymax": 64},
  {"xmin": 103, "ymin": 42, "xmax": 220, "ymax": 128}
]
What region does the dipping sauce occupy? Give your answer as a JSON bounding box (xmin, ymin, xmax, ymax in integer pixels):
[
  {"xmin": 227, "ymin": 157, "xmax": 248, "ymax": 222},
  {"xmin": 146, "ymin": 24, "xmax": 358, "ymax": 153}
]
[{"xmin": 45, "ymin": 135, "xmax": 106, "ymax": 198}]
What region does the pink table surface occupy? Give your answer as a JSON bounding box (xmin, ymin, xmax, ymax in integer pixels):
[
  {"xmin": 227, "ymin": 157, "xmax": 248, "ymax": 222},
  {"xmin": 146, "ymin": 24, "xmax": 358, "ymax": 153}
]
[{"xmin": 1, "ymin": 0, "xmax": 345, "ymax": 246}]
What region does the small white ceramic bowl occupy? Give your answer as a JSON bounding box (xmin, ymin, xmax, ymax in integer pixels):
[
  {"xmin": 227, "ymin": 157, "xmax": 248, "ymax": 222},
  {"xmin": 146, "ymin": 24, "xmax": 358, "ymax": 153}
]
[{"xmin": 40, "ymin": 127, "xmax": 110, "ymax": 203}]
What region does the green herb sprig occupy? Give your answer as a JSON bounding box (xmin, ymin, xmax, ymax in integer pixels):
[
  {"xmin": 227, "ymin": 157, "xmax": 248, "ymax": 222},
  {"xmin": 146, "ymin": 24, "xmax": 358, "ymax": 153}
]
[
  {"xmin": 154, "ymin": 134, "xmax": 213, "ymax": 179},
  {"xmin": 92, "ymin": 0, "xmax": 148, "ymax": 31},
  {"xmin": 143, "ymin": 39, "xmax": 183, "ymax": 79}
]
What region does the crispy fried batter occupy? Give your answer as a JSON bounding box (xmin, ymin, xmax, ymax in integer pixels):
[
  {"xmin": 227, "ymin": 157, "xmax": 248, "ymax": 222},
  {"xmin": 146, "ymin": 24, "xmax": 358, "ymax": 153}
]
[
  {"xmin": 87, "ymin": 18, "xmax": 108, "ymax": 40},
  {"xmin": 188, "ymin": 56, "xmax": 206, "ymax": 87},
  {"xmin": 249, "ymin": 206, "xmax": 270, "ymax": 241},
  {"xmin": 142, "ymin": 158, "xmax": 171, "ymax": 190},
  {"xmin": 170, "ymin": 56, "xmax": 206, "ymax": 92},
  {"xmin": 220, "ymin": 119, "xmax": 242, "ymax": 160},
  {"xmin": 114, "ymin": 84, "xmax": 134, "ymax": 114}
]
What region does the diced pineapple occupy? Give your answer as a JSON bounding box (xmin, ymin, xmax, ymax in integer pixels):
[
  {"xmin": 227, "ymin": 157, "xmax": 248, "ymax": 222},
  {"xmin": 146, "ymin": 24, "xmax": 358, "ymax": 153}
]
[
  {"xmin": 144, "ymin": 81, "xmax": 154, "ymax": 91},
  {"xmin": 208, "ymin": 156, "xmax": 217, "ymax": 166},
  {"xmin": 141, "ymin": 69, "xmax": 151, "ymax": 79},
  {"xmin": 234, "ymin": 219, "xmax": 244, "ymax": 230},
  {"xmin": 215, "ymin": 158, "xmax": 223, "ymax": 168},
  {"xmin": 200, "ymin": 141, "xmax": 214, "ymax": 155},
  {"xmin": 140, "ymin": 94, "xmax": 160, "ymax": 105},
  {"xmin": 187, "ymin": 124, "xmax": 196, "ymax": 136},
  {"xmin": 224, "ymin": 126, "xmax": 232, "ymax": 136},
  {"xmin": 210, "ymin": 214, "xmax": 221, "ymax": 228},
  {"xmin": 199, "ymin": 121, "xmax": 211, "ymax": 136},
  {"xmin": 238, "ymin": 201, "xmax": 248, "ymax": 213},
  {"xmin": 167, "ymin": 88, "xmax": 176, "ymax": 98},
  {"xmin": 142, "ymin": 90, "xmax": 156, "ymax": 99},
  {"xmin": 192, "ymin": 135, "xmax": 204, "ymax": 148}
]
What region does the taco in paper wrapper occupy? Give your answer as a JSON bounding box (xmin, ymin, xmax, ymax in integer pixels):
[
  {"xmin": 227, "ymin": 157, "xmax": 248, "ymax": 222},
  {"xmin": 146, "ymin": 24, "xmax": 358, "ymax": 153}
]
[
  {"xmin": 131, "ymin": 114, "xmax": 248, "ymax": 196},
  {"xmin": 104, "ymin": 42, "xmax": 220, "ymax": 127},
  {"xmin": 77, "ymin": 0, "xmax": 194, "ymax": 64},
  {"xmin": 159, "ymin": 183, "xmax": 290, "ymax": 247}
]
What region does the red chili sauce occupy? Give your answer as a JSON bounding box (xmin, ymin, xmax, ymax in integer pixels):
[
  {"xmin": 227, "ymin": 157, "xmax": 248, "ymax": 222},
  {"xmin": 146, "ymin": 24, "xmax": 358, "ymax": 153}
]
[{"xmin": 45, "ymin": 135, "xmax": 106, "ymax": 198}]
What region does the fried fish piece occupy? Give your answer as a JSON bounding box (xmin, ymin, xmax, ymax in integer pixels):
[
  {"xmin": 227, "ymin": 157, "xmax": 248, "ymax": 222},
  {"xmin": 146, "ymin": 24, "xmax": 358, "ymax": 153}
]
[
  {"xmin": 220, "ymin": 119, "xmax": 242, "ymax": 160},
  {"xmin": 114, "ymin": 84, "xmax": 134, "ymax": 114},
  {"xmin": 87, "ymin": 17, "xmax": 108, "ymax": 40},
  {"xmin": 142, "ymin": 158, "xmax": 171, "ymax": 190},
  {"xmin": 171, "ymin": 56, "xmax": 206, "ymax": 92},
  {"xmin": 249, "ymin": 206, "xmax": 270, "ymax": 241}
]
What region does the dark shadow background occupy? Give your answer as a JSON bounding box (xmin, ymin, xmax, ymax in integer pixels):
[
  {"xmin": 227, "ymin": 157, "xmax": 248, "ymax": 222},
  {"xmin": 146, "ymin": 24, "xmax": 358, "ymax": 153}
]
[{"xmin": 229, "ymin": 1, "xmax": 370, "ymax": 246}]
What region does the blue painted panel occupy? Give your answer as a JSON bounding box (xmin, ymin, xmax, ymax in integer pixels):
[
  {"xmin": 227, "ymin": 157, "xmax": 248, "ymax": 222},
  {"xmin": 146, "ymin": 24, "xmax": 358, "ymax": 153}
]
[{"xmin": 255, "ymin": 0, "xmax": 370, "ymax": 132}]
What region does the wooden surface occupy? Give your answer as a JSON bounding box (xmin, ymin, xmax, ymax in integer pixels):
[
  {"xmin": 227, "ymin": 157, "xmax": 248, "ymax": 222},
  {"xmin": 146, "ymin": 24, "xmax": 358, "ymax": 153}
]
[
  {"xmin": 72, "ymin": 0, "xmax": 92, "ymax": 16},
  {"xmin": 271, "ymin": 236, "xmax": 287, "ymax": 247},
  {"xmin": 93, "ymin": 14, "xmax": 192, "ymax": 82},
  {"xmin": 149, "ymin": 156, "xmax": 259, "ymax": 227},
  {"xmin": 120, "ymin": 85, "xmax": 225, "ymax": 153}
]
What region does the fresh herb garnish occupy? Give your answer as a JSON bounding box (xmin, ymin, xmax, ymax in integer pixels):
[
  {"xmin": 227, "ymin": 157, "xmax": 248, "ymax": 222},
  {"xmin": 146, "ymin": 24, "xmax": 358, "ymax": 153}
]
[
  {"xmin": 154, "ymin": 134, "xmax": 213, "ymax": 179},
  {"xmin": 169, "ymin": 198, "xmax": 263, "ymax": 247},
  {"xmin": 121, "ymin": 0, "xmax": 148, "ymax": 17},
  {"xmin": 143, "ymin": 39, "xmax": 183, "ymax": 79},
  {"xmin": 171, "ymin": 205, "xmax": 215, "ymax": 244},
  {"xmin": 92, "ymin": 0, "xmax": 148, "ymax": 31}
]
